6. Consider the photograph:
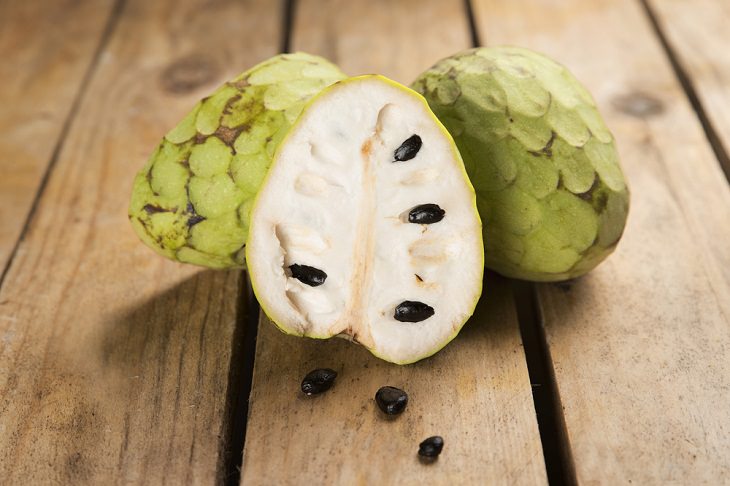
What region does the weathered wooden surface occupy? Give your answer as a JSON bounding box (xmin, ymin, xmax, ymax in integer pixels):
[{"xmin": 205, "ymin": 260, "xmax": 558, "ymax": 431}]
[
  {"xmin": 0, "ymin": 0, "xmax": 279, "ymax": 483},
  {"xmin": 242, "ymin": 277, "xmax": 546, "ymax": 485},
  {"xmin": 0, "ymin": 0, "xmax": 116, "ymax": 271},
  {"xmin": 2, "ymin": 0, "xmax": 730, "ymax": 484},
  {"xmin": 290, "ymin": 0, "xmax": 473, "ymax": 80},
  {"xmin": 472, "ymin": 0, "xmax": 730, "ymax": 482},
  {"xmin": 240, "ymin": 1, "xmax": 547, "ymax": 484},
  {"xmin": 646, "ymin": 0, "xmax": 730, "ymax": 177}
]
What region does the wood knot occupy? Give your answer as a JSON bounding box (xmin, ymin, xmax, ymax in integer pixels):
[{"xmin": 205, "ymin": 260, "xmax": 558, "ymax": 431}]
[
  {"xmin": 612, "ymin": 91, "xmax": 665, "ymax": 118},
  {"xmin": 160, "ymin": 55, "xmax": 218, "ymax": 94}
]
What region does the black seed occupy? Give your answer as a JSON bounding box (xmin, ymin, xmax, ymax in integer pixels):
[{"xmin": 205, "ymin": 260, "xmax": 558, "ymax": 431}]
[
  {"xmin": 418, "ymin": 436, "xmax": 444, "ymax": 459},
  {"xmin": 393, "ymin": 135, "xmax": 422, "ymax": 162},
  {"xmin": 301, "ymin": 368, "xmax": 337, "ymax": 395},
  {"xmin": 375, "ymin": 386, "xmax": 409, "ymax": 415},
  {"xmin": 394, "ymin": 301, "xmax": 434, "ymax": 322},
  {"xmin": 289, "ymin": 264, "xmax": 327, "ymax": 287},
  {"xmin": 408, "ymin": 204, "xmax": 445, "ymax": 224}
]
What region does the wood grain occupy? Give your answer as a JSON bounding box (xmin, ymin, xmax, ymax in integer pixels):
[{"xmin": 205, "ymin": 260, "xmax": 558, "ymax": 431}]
[
  {"xmin": 0, "ymin": 0, "xmax": 280, "ymax": 483},
  {"xmin": 646, "ymin": 0, "xmax": 730, "ymax": 177},
  {"xmin": 289, "ymin": 0, "xmax": 473, "ymax": 82},
  {"xmin": 0, "ymin": 0, "xmax": 116, "ymax": 272},
  {"xmin": 240, "ymin": 1, "xmax": 547, "ymax": 484},
  {"xmin": 472, "ymin": 0, "xmax": 730, "ymax": 482},
  {"xmin": 243, "ymin": 274, "xmax": 546, "ymax": 485}
]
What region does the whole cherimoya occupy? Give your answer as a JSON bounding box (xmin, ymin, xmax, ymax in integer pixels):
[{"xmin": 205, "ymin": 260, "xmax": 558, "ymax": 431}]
[
  {"xmin": 412, "ymin": 47, "xmax": 629, "ymax": 282},
  {"xmin": 246, "ymin": 76, "xmax": 484, "ymax": 364},
  {"xmin": 129, "ymin": 53, "xmax": 346, "ymax": 268}
]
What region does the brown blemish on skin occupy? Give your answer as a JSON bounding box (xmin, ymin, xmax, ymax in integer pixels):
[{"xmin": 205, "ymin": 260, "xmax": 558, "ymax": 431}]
[
  {"xmin": 577, "ymin": 176, "xmax": 609, "ymax": 213},
  {"xmin": 160, "ymin": 55, "xmax": 218, "ymax": 94},
  {"xmin": 528, "ymin": 131, "xmax": 556, "ymax": 157},
  {"xmin": 143, "ymin": 204, "xmax": 169, "ymax": 214},
  {"xmin": 186, "ymin": 201, "xmax": 198, "ymax": 215},
  {"xmin": 229, "ymin": 77, "xmax": 250, "ymax": 90},
  {"xmin": 137, "ymin": 218, "xmax": 165, "ymax": 247},
  {"xmin": 187, "ymin": 215, "xmax": 205, "ymax": 227},
  {"xmin": 593, "ymin": 191, "xmax": 609, "ymax": 213},
  {"xmin": 231, "ymin": 96, "xmax": 263, "ymax": 120},
  {"xmin": 222, "ymin": 94, "xmax": 242, "ymax": 116},
  {"xmin": 214, "ymin": 126, "xmax": 242, "ymax": 147},
  {"xmin": 577, "ymin": 174, "xmax": 599, "ymax": 201},
  {"xmin": 612, "ymin": 91, "xmax": 665, "ymax": 118}
]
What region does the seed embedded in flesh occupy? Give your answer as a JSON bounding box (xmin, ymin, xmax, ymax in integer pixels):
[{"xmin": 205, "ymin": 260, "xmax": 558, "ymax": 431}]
[
  {"xmin": 375, "ymin": 386, "xmax": 409, "ymax": 415},
  {"xmin": 289, "ymin": 264, "xmax": 327, "ymax": 287},
  {"xmin": 301, "ymin": 368, "xmax": 338, "ymax": 395},
  {"xmin": 418, "ymin": 436, "xmax": 444, "ymax": 460},
  {"xmin": 393, "ymin": 135, "xmax": 422, "ymax": 162},
  {"xmin": 408, "ymin": 204, "xmax": 445, "ymax": 224},
  {"xmin": 394, "ymin": 301, "xmax": 435, "ymax": 322}
]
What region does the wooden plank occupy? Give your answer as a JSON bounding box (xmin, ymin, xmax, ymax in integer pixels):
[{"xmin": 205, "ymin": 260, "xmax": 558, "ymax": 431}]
[
  {"xmin": 471, "ymin": 0, "xmax": 730, "ymax": 482},
  {"xmin": 0, "ymin": 0, "xmax": 116, "ymax": 271},
  {"xmin": 646, "ymin": 0, "xmax": 730, "ymax": 176},
  {"xmin": 240, "ymin": 1, "xmax": 548, "ymax": 484},
  {"xmin": 0, "ymin": 0, "xmax": 280, "ymax": 483}
]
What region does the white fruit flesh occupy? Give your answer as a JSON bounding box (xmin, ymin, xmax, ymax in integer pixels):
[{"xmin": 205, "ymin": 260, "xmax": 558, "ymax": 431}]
[{"xmin": 247, "ymin": 76, "xmax": 483, "ymax": 364}]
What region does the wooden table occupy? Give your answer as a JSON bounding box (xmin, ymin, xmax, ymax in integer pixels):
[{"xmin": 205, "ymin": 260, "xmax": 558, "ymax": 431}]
[{"xmin": 1, "ymin": 0, "xmax": 728, "ymax": 484}]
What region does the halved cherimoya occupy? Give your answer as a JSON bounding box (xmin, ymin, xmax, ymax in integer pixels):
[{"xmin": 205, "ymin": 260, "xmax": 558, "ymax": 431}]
[{"xmin": 246, "ymin": 76, "xmax": 484, "ymax": 364}]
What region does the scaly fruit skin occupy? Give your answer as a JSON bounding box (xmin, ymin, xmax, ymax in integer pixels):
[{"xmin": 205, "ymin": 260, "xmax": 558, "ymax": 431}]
[
  {"xmin": 412, "ymin": 47, "xmax": 629, "ymax": 282},
  {"xmin": 129, "ymin": 53, "xmax": 346, "ymax": 268}
]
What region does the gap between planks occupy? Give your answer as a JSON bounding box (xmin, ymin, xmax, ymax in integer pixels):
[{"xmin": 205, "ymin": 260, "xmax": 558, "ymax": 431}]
[
  {"xmin": 464, "ymin": 0, "xmax": 578, "ymax": 483},
  {"xmin": 220, "ymin": 275, "xmax": 260, "ymax": 486},
  {"xmin": 221, "ymin": 1, "xmax": 297, "ymax": 484},
  {"xmin": 470, "ymin": 0, "xmax": 730, "ymax": 482},
  {"xmin": 0, "ymin": 0, "xmax": 284, "ymax": 483},
  {"xmin": 234, "ymin": 0, "xmax": 730, "ymax": 482},
  {"xmin": 512, "ymin": 281, "xmax": 577, "ymax": 486},
  {"xmin": 639, "ymin": 0, "xmax": 730, "ymax": 183}
]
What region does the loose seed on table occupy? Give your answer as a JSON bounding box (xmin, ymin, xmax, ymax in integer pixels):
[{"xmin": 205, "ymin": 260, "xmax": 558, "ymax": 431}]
[
  {"xmin": 418, "ymin": 436, "xmax": 444, "ymax": 460},
  {"xmin": 375, "ymin": 386, "xmax": 409, "ymax": 415},
  {"xmin": 301, "ymin": 368, "xmax": 337, "ymax": 395}
]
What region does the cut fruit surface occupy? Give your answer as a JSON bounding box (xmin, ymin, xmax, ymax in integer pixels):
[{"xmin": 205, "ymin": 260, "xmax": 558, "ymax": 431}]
[{"xmin": 247, "ymin": 76, "xmax": 484, "ymax": 364}]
